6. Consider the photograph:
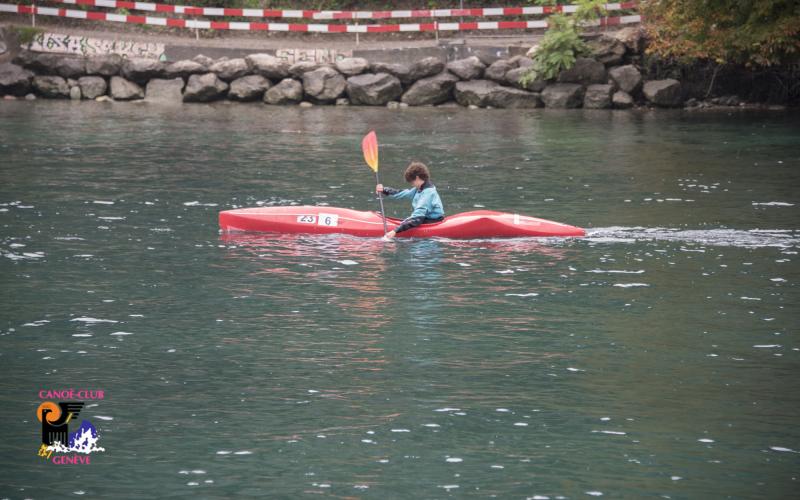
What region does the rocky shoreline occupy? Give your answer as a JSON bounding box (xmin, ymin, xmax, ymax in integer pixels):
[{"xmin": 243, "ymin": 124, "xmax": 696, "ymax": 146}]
[{"xmin": 0, "ymin": 28, "xmax": 787, "ymax": 110}]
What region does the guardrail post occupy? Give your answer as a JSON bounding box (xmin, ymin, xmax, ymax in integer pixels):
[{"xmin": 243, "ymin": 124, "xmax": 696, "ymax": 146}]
[
  {"xmin": 435, "ymin": 21, "xmax": 438, "ymax": 42},
  {"xmin": 32, "ymin": 2, "xmax": 36, "ymax": 27},
  {"xmin": 355, "ymin": 21, "xmax": 359, "ymax": 45}
]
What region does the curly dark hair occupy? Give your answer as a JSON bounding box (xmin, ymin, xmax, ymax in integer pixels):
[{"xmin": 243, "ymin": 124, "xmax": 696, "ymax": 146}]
[{"xmin": 404, "ymin": 162, "xmax": 430, "ymax": 182}]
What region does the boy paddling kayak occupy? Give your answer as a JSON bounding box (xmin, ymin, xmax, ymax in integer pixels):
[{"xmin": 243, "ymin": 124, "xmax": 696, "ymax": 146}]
[{"xmin": 376, "ymin": 162, "xmax": 444, "ymax": 240}]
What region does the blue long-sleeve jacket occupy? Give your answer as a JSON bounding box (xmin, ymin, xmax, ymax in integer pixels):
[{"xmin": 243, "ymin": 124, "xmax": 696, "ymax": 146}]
[{"xmin": 382, "ymin": 180, "xmax": 445, "ymax": 233}]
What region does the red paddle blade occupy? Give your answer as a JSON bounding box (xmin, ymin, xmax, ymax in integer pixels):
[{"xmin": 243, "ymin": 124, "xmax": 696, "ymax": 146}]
[{"xmin": 362, "ymin": 131, "xmax": 379, "ymax": 173}]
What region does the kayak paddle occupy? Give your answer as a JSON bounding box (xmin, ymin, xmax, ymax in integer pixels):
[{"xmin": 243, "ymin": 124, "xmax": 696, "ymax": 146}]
[{"xmin": 362, "ymin": 131, "xmax": 388, "ymax": 235}]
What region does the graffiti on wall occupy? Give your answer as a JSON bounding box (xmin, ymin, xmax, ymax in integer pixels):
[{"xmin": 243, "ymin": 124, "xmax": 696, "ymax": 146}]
[
  {"xmin": 28, "ymin": 32, "xmax": 165, "ymax": 60},
  {"xmin": 274, "ymin": 48, "xmax": 351, "ymax": 64}
]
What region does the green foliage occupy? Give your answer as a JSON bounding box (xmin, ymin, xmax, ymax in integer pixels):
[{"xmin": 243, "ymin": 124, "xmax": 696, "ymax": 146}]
[
  {"xmin": 9, "ymin": 25, "xmax": 43, "ymax": 45},
  {"xmin": 520, "ymin": 14, "xmax": 587, "ymax": 83},
  {"xmin": 643, "ymin": 0, "xmax": 800, "ymax": 67}
]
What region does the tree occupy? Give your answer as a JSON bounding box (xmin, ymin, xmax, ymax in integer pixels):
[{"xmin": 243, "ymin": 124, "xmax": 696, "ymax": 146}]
[{"xmin": 643, "ymin": 0, "xmax": 800, "ymax": 67}]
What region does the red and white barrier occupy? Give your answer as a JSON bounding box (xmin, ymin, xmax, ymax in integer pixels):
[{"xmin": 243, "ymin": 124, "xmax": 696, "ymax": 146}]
[
  {"xmin": 44, "ymin": 0, "xmax": 638, "ymax": 20},
  {"xmin": 0, "ymin": 3, "xmax": 641, "ymax": 32}
]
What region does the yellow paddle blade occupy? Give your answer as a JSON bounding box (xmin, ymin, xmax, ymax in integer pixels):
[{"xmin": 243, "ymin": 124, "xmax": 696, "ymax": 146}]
[{"xmin": 362, "ymin": 131, "xmax": 379, "ymax": 172}]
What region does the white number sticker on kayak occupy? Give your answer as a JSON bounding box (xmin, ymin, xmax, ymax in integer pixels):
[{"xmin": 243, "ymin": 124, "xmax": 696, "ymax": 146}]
[
  {"xmin": 317, "ymin": 213, "xmax": 339, "ymax": 227},
  {"xmin": 297, "ymin": 215, "xmax": 316, "ymax": 224}
]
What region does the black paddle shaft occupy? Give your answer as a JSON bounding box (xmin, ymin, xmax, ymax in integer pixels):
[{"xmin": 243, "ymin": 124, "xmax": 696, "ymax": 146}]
[{"xmin": 375, "ymin": 171, "xmax": 388, "ymax": 235}]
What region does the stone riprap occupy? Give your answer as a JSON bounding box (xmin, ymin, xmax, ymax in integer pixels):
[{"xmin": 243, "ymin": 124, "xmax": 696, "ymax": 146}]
[{"xmin": 3, "ymin": 31, "xmax": 711, "ymax": 110}]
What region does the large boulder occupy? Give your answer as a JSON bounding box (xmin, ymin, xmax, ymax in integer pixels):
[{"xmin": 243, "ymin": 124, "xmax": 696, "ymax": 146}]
[
  {"xmin": 70, "ymin": 86, "xmax": 82, "ymax": 100},
  {"xmin": 245, "ymin": 53, "xmax": 290, "ymax": 80},
  {"xmin": 55, "ymin": 57, "xmax": 86, "ymax": 79},
  {"xmin": 508, "ymin": 55, "xmax": 534, "ymax": 69},
  {"xmin": 302, "ymin": 66, "xmax": 346, "ymax": 102},
  {"xmin": 643, "ymin": 79, "xmax": 682, "ymax": 107},
  {"xmin": 335, "ymin": 57, "xmax": 369, "ymax": 76},
  {"xmin": 346, "ymin": 73, "xmax": 403, "ymax": 105},
  {"xmin": 583, "ymin": 84, "xmax": 613, "ymax": 109},
  {"xmin": 145, "ymin": 78, "xmax": 184, "ymax": 103},
  {"xmin": 288, "ymin": 61, "xmax": 321, "ymax": 78},
  {"xmin": 588, "ymin": 35, "xmax": 627, "ymax": 66},
  {"xmin": 454, "ymin": 80, "xmax": 500, "ymax": 107},
  {"xmin": 32, "ymin": 75, "xmax": 69, "ymax": 98},
  {"xmin": 541, "ymin": 83, "xmax": 584, "ymax": 108},
  {"xmin": 183, "ymin": 73, "xmax": 228, "ymax": 102},
  {"xmin": 228, "ymin": 75, "xmax": 271, "ymax": 101},
  {"xmin": 401, "ymin": 71, "xmax": 460, "ymax": 106},
  {"xmin": 85, "ymin": 54, "xmax": 122, "ymax": 76},
  {"xmin": 192, "ymin": 54, "xmax": 214, "ymax": 67},
  {"xmin": 557, "ymin": 57, "xmax": 606, "ymax": 85},
  {"xmin": 121, "ymin": 58, "xmax": 165, "ymax": 84},
  {"xmin": 609, "ymin": 65, "xmax": 642, "ymax": 94},
  {"xmin": 370, "ymin": 62, "xmax": 414, "ymax": 85},
  {"xmin": 446, "ymin": 56, "xmax": 485, "ymax": 80},
  {"xmin": 263, "ymin": 78, "xmax": 303, "ymax": 104},
  {"xmin": 485, "ymin": 86, "xmax": 542, "ymax": 109},
  {"xmin": 409, "ymin": 57, "xmax": 445, "ymax": 81},
  {"xmin": 209, "ymin": 58, "xmax": 248, "ymax": 82},
  {"xmin": 16, "ymin": 51, "xmax": 60, "ymax": 74},
  {"xmin": 163, "ymin": 60, "xmax": 206, "ymax": 79},
  {"xmin": 485, "ymin": 59, "xmax": 513, "ymax": 82},
  {"xmin": 613, "ymin": 27, "xmax": 645, "ymax": 54},
  {"xmin": 110, "ymin": 76, "xmax": 144, "ymax": 100},
  {"xmin": 504, "ymin": 67, "xmax": 546, "ymax": 92},
  {"xmin": 77, "ymin": 76, "xmax": 107, "ymax": 99},
  {"xmin": 0, "ymin": 63, "xmax": 34, "ymax": 96},
  {"xmin": 612, "ymin": 90, "xmax": 634, "ymax": 109}
]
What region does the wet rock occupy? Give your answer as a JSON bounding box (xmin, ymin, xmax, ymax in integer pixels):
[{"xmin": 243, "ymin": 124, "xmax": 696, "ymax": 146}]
[
  {"xmin": 370, "ymin": 62, "xmax": 414, "ymax": 85},
  {"xmin": 299, "ymin": 101, "xmax": 314, "ymax": 108},
  {"xmin": 504, "ymin": 67, "xmax": 546, "ymax": 92},
  {"xmin": 583, "ymin": 84, "xmax": 613, "ymax": 109},
  {"xmin": 209, "ymin": 58, "xmax": 248, "ymax": 82},
  {"xmin": 485, "ymin": 86, "xmax": 542, "ymax": 109},
  {"xmin": 25, "ymin": 93, "xmax": 36, "ymax": 100},
  {"xmin": 32, "ymin": 75, "xmax": 69, "ymax": 98},
  {"xmin": 446, "ymin": 56, "xmax": 486, "ymax": 80},
  {"xmin": 485, "ymin": 60, "xmax": 513, "ymax": 82},
  {"xmin": 335, "ymin": 97, "xmax": 350, "ymax": 106},
  {"xmin": 95, "ymin": 95, "xmax": 111, "ymax": 103},
  {"xmin": 121, "ymin": 58, "xmax": 165, "ymax": 84},
  {"xmin": 302, "ymin": 66, "xmax": 346, "ymax": 102},
  {"xmin": 557, "ymin": 57, "xmax": 606, "ymax": 85},
  {"xmin": 386, "ymin": 101, "xmax": 402, "ymax": 109},
  {"xmin": 85, "ymin": 54, "xmax": 123, "ymax": 76},
  {"xmin": 77, "ymin": 76, "xmax": 107, "ymax": 99},
  {"xmin": 163, "ymin": 60, "xmax": 206, "ymax": 79},
  {"xmin": 454, "ymin": 80, "xmax": 499, "ymax": 107},
  {"xmin": 401, "ymin": 71, "xmax": 460, "ymax": 106},
  {"xmin": 263, "ymin": 78, "xmax": 303, "ymax": 104},
  {"xmin": 228, "ymin": 75, "xmax": 271, "ymax": 101},
  {"xmin": 684, "ymin": 97, "xmax": 699, "ymax": 108},
  {"xmin": 409, "ymin": 57, "xmax": 445, "ymax": 81},
  {"xmin": 69, "ymin": 86, "xmax": 82, "ymax": 100},
  {"xmin": 288, "ymin": 61, "xmax": 321, "ymax": 78},
  {"xmin": 609, "ymin": 65, "xmax": 642, "ymax": 94},
  {"xmin": 0, "ymin": 63, "xmax": 34, "ymax": 96},
  {"xmin": 346, "ymin": 73, "xmax": 403, "ymax": 106},
  {"xmin": 183, "ymin": 73, "xmax": 228, "ymax": 102},
  {"xmin": 589, "ymin": 35, "xmax": 627, "ymax": 66},
  {"xmin": 109, "ymin": 76, "xmax": 144, "ymax": 100},
  {"xmin": 643, "ymin": 79, "xmax": 682, "ymax": 107},
  {"xmin": 541, "ymin": 83, "xmax": 585, "ymax": 108},
  {"xmin": 145, "ymin": 78, "xmax": 185, "ymax": 103},
  {"xmin": 612, "ymin": 90, "xmax": 634, "ymax": 109},
  {"xmin": 245, "ymin": 53, "xmax": 290, "ymax": 80},
  {"xmin": 335, "ymin": 57, "xmax": 369, "ymax": 76}
]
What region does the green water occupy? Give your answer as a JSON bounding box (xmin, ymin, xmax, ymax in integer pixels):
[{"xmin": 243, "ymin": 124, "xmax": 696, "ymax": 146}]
[{"xmin": 1, "ymin": 102, "xmax": 799, "ymax": 499}]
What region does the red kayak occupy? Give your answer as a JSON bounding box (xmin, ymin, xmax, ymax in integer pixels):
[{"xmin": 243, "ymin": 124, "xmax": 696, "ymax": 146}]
[{"xmin": 219, "ymin": 206, "xmax": 584, "ymax": 239}]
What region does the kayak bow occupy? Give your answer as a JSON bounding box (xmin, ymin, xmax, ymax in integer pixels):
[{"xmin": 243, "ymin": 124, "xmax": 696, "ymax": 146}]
[{"xmin": 219, "ymin": 206, "xmax": 584, "ymax": 239}]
